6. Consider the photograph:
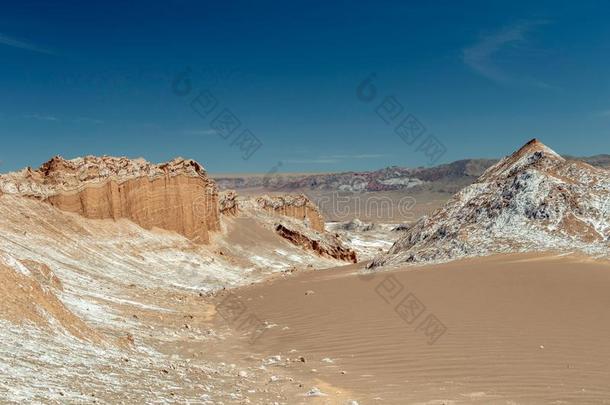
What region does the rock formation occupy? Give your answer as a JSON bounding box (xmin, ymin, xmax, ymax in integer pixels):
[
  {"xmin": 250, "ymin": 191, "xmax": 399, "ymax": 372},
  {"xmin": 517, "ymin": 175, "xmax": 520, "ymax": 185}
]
[
  {"xmin": 0, "ymin": 155, "xmax": 357, "ymax": 263},
  {"xmin": 219, "ymin": 190, "xmax": 238, "ymax": 215},
  {"xmin": 338, "ymin": 218, "xmax": 377, "ymax": 232},
  {"xmin": 256, "ymin": 194, "xmax": 325, "ymax": 232},
  {"xmin": 236, "ymin": 194, "xmax": 357, "ymax": 262},
  {"xmin": 0, "ymin": 156, "xmax": 220, "ymax": 244},
  {"xmin": 275, "ymin": 224, "xmax": 357, "ymax": 263},
  {"xmin": 372, "ymin": 139, "xmax": 610, "ymax": 266}
]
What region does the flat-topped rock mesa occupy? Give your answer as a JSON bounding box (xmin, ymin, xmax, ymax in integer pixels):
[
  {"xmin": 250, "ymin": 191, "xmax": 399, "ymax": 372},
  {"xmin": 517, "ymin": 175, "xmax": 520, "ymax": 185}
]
[
  {"xmin": 255, "ymin": 194, "xmax": 325, "ymax": 232},
  {"xmin": 0, "ymin": 156, "xmax": 220, "ymax": 244}
]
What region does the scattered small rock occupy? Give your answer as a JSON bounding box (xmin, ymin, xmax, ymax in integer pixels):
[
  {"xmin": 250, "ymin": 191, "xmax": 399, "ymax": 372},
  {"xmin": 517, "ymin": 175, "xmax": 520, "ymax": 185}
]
[{"xmin": 305, "ymin": 387, "xmax": 327, "ymax": 397}]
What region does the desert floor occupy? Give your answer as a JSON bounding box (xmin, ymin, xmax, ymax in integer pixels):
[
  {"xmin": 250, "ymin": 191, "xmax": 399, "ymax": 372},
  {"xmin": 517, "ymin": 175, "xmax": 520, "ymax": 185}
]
[{"xmin": 215, "ymin": 252, "xmax": 610, "ymax": 404}]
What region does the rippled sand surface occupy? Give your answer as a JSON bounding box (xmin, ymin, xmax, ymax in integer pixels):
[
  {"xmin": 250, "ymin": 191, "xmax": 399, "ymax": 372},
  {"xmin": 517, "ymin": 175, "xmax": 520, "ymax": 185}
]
[{"xmin": 238, "ymin": 253, "xmax": 610, "ymax": 404}]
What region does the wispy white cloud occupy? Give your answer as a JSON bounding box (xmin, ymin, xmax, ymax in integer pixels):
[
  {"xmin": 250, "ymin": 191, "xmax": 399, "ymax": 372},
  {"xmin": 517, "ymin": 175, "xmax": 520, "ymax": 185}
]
[
  {"xmin": 23, "ymin": 113, "xmax": 59, "ymax": 122},
  {"xmin": 0, "ymin": 33, "xmax": 54, "ymax": 55},
  {"xmin": 22, "ymin": 114, "xmax": 106, "ymax": 124},
  {"xmin": 462, "ymin": 20, "xmax": 550, "ymax": 87}
]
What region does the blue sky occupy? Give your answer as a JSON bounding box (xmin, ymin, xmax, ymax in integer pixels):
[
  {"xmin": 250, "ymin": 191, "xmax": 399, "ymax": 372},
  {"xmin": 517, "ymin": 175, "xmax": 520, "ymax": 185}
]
[{"xmin": 1, "ymin": 0, "xmax": 610, "ymax": 173}]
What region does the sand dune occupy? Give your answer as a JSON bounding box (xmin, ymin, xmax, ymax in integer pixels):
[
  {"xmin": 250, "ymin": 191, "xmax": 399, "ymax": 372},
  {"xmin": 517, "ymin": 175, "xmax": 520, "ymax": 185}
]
[{"xmin": 230, "ymin": 253, "xmax": 610, "ymax": 404}]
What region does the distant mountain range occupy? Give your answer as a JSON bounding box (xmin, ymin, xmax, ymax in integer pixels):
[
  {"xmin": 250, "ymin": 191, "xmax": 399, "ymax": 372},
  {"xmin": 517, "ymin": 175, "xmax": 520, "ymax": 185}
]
[{"xmin": 213, "ymin": 154, "xmax": 610, "ymax": 194}]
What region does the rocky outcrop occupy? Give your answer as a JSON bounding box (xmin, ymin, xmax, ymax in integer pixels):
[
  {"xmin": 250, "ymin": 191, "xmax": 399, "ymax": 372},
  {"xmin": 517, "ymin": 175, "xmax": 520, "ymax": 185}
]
[
  {"xmin": 338, "ymin": 218, "xmax": 377, "ymax": 232},
  {"xmin": 275, "ymin": 224, "xmax": 357, "ymax": 263},
  {"xmin": 0, "ymin": 156, "xmax": 220, "ymax": 244},
  {"xmin": 235, "ymin": 194, "xmax": 357, "ymax": 262},
  {"xmin": 372, "ymin": 139, "xmax": 610, "ymax": 266},
  {"xmin": 219, "ymin": 190, "xmax": 238, "ymax": 215},
  {"xmin": 256, "ymin": 194, "xmax": 325, "ymax": 232}
]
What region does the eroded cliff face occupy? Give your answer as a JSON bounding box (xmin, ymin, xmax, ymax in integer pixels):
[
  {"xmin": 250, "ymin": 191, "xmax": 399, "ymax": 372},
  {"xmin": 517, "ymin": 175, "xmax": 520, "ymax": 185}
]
[
  {"xmin": 0, "ymin": 156, "xmax": 356, "ymax": 262},
  {"xmin": 0, "ymin": 156, "xmax": 220, "ymax": 244},
  {"xmin": 256, "ymin": 194, "xmax": 325, "ymax": 232}
]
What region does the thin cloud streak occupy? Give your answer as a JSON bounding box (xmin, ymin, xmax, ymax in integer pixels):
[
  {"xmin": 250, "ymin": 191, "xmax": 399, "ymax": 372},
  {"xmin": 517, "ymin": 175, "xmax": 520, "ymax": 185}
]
[
  {"xmin": 0, "ymin": 33, "xmax": 54, "ymax": 55},
  {"xmin": 462, "ymin": 20, "xmax": 550, "ymax": 87},
  {"xmin": 23, "ymin": 114, "xmax": 59, "ymax": 122}
]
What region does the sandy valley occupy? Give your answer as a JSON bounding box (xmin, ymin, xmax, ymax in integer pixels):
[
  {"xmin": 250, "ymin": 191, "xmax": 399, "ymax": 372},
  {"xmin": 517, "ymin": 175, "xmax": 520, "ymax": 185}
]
[{"xmin": 1, "ymin": 140, "xmax": 610, "ymax": 404}]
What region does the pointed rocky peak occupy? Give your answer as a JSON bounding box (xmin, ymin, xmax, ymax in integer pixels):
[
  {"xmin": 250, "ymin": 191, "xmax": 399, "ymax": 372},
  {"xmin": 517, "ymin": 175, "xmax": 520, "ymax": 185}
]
[
  {"xmin": 512, "ymin": 138, "xmax": 561, "ymax": 159},
  {"xmin": 480, "ymin": 138, "xmax": 564, "ymax": 181},
  {"xmin": 371, "ymin": 140, "xmax": 610, "ymax": 267}
]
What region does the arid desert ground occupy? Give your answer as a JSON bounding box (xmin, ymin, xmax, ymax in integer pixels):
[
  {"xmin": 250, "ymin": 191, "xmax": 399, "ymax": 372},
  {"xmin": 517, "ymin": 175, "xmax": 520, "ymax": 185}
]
[
  {"xmin": 1, "ymin": 140, "xmax": 610, "ymax": 404},
  {"xmin": 6, "ymin": 1, "xmax": 610, "ymax": 403}
]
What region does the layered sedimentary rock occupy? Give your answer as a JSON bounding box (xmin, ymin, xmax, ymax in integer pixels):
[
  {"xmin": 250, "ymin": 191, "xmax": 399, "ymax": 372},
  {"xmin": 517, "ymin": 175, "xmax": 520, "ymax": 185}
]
[
  {"xmin": 256, "ymin": 194, "xmax": 325, "ymax": 232},
  {"xmin": 275, "ymin": 224, "xmax": 357, "ymax": 263},
  {"xmin": 235, "ymin": 194, "xmax": 357, "ymax": 262},
  {"xmin": 0, "ymin": 156, "xmax": 220, "ymax": 244}
]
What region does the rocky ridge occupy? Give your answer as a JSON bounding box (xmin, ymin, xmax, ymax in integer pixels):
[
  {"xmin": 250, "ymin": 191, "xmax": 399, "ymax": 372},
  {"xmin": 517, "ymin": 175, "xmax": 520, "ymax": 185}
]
[
  {"xmin": 238, "ymin": 196, "xmax": 358, "ymax": 263},
  {"xmin": 275, "ymin": 223, "xmax": 357, "ymax": 263},
  {"xmin": 372, "ymin": 139, "xmax": 610, "ymax": 266},
  {"xmin": 0, "ymin": 155, "xmax": 356, "ymax": 263},
  {"xmin": 0, "ymin": 155, "xmax": 220, "ymax": 243},
  {"xmin": 214, "ymin": 155, "xmax": 610, "ymax": 195},
  {"xmin": 255, "ymin": 194, "xmax": 326, "ymax": 232}
]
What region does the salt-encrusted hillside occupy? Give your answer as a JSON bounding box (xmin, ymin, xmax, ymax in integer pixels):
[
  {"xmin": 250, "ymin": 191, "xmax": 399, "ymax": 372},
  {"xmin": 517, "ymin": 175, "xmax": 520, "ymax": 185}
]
[
  {"xmin": 372, "ymin": 139, "xmax": 610, "ymax": 266},
  {"xmin": 0, "ymin": 155, "xmax": 359, "ymax": 402}
]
